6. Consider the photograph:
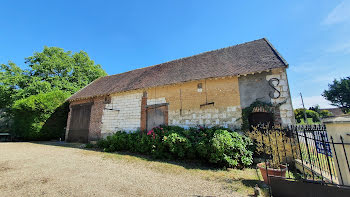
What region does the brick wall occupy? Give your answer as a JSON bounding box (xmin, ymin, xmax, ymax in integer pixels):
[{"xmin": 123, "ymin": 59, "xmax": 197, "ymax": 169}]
[
  {"xmin": 140, "ymin": 92, "xmax": 147, "ymax": 131},
  {"xmin": 88, "ymin": 97, "xmax": 105, "ymax": 141},
  {"xmin": 65, "ymin": 97, "xmax": 105, "ymax": 141}
]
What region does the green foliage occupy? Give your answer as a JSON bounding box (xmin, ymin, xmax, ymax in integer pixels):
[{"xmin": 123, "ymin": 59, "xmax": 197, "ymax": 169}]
[
  {"xmin": 96, "ymin": 126, "xmax": 253, "ymax": 168},
  {"xmin": 210, "ymin": 130, "xmax": 253, "ymax": 168},
  {"xmin": 294, "ymin": 108, "xmax": 320, "ymax": 123},
  {"xmin": 11, "ymin": 90, "xmax": 70, "ymax": 140},
  {"xmin": 85, "ymin": 143, "xmax": 94, "ymax": 149},
  {"xmin": 163, "ymin": 133, "xmax": 192, "ymax": 158},
  {"xmin": 323, "ymin": 77, "xmax": 350, "ymax": 113},
  {"xmin": 294, "ymin": 106, "xmax": 333, "ymax": 124},
  {"xmin": 319, "ymin": 110, "xmax": 333, "ymax": 118},
  {"xmin": 309, "ymin": 105, "xmax": 333, "ymax": 118},
  {"xmin": 0, "ymin": 47, "xmax": 107, "ymax": 140}
]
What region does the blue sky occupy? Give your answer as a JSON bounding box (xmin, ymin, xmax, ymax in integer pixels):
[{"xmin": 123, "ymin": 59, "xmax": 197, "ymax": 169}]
[{"xmin": 1, "ymin": 0, "xmax": 350, "ymax": 109}]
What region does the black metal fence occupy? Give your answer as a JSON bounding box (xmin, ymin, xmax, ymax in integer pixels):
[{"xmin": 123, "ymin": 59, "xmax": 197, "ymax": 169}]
[{"xmin": 250, "ymin": 124, "xmax": 350, "ymax": 196}]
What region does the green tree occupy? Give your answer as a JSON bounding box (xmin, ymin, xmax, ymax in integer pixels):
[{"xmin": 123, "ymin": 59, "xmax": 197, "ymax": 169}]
[
  {"xmin": 294, "ymin": 108, "xmax": 320, "ymax": 123},
  {"xmin": 323, "ymin": 77, "xmax": 350, "ymax": 113},
  {"xmin": 0, "ymin": 46, "xmax": 107, "ymax": 140},
  {"xmin": 309, "ymin": 105, "xmax": 333, "ymax": 118}
]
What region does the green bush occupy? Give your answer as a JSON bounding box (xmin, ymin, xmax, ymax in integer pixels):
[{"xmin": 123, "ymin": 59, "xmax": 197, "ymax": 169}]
[
  {"xmin": 96, "ymin": 126, "xmax": 253, "ymax": 168},
  {"xmin": 163, "ymin": 133, "xmax": 192, "ymax": 158},
  {"xmin": 210, "ymin": 130, "xmax": 253, "ymax": 168},
  {"xmin": 294, "ymin": 108, "xmax": 324, "ymax": 124},
  {"xmin": 11, "ymin": 90, "xmax": 70, "ymax": 140}
]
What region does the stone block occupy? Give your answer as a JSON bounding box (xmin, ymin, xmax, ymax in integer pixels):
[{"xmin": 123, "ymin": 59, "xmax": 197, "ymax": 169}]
[
  {"xmin": 286, "ymin": 111, "xmax": 293, "ymax": 117},
  {"xmin": 280, "ymin": 111, "xmax": 287, "ymax": 118},
  {"xmin": 279, "ymin": 80, "xmax": 287, "ymax": 86},
  {"xmin": 266, "ymin": 74, "xmax": 281, "ymax": 81}
]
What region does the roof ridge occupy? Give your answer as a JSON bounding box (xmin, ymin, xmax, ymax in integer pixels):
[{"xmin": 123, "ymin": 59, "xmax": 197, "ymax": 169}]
[{"xmin": 104, "ymin": 38, "xmax": 266, "ymax": 79}]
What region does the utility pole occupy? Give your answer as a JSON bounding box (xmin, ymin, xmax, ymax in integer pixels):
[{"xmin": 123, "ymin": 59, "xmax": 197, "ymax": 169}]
[{"xmin": 300, "ymin": 92, "xmax": 308, "ymax": 124}]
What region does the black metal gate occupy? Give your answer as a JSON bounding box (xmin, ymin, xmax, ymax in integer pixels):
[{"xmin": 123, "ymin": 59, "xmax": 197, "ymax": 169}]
[
  {"xmin": 250, "ymin": 124, "xmax": 350, "ymax": 197},
  {"xmin": 67, "ymin": 103, "xmax": 92, "ymax": 143}
]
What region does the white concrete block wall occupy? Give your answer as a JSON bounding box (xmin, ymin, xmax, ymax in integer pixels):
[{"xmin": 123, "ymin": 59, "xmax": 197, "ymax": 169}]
[{"xmin": 101, "ymin": 92, "xmax": 142, "ymax": 135}]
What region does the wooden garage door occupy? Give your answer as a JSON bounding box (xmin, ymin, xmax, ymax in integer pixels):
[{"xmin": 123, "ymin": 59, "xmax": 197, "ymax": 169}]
[
  {"xmin": 146, "ymin": 105, "xmax": 168, "ymax": 131},
  {"xmin": 67, "ymin": 103, "xmax": 92, "ymax": 143}
]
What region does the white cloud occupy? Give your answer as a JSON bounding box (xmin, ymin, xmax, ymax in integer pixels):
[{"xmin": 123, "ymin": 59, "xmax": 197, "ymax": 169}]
[
  {"xmin": 323, "ymin": 1, "xmax": 350, "ymax": 25},
  {"xmin": 292, "ymin": 95, "xmax": 333, "ymax": 109}
]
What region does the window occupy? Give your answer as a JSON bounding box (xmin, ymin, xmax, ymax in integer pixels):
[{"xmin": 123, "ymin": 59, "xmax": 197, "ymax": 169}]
[{"xmin": 197, "ymin": 83, "xmax": 203, "ymax": 92}]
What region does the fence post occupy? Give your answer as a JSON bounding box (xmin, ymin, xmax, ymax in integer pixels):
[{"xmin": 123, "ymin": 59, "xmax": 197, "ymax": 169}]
[{"xmin": 323, "ymin": 115, "xmax": 350, "ymax": 186}]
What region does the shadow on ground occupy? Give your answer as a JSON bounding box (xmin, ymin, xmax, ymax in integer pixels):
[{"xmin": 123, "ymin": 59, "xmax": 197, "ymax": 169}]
[{"xmin": 30, "ymin": 141, "xmax": 218, "ymax": 171}]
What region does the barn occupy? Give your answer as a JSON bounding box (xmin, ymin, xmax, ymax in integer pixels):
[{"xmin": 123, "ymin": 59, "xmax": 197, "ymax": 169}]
[{"xmin": 65, "ymin": 38, "xmax": 295, "ymax": 142}]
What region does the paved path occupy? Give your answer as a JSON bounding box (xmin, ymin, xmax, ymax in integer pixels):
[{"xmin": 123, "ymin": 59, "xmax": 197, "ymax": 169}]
[{"xmin": 0, "ymin": 142, "xmax": 241, "ymax": 197}]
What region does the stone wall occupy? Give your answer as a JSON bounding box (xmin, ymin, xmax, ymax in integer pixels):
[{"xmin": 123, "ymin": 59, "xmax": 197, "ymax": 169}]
[
  {"xmin": 146, "ymin": 77, "xmax": 242, "ymax": 130},
  {"xmin": 100, "ymin": 91, "xmax": 143, "ymax": 136},
  {"xmin": 169, "ymin": 106, "xmax": 242, "ymax": 129},
  {"xmin": 266, "ymin": 68, "xmax": 295, "ymax": 125},
  {"xmin": 238, "ymin": 71, "xmax": 274, "ymax": 108},
  {"xmin": 66, "ymin": 68, "xmax": 294, "ymax": 141}
]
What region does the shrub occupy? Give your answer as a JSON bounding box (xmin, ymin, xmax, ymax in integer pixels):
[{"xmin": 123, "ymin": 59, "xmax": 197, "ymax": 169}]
[
  {"xmin": 209, "ymin": 130, "xmax": 253, "ymax": 168},
  {"xmin": 163, "ymin": 133, "xmax": 192, "ymax": 158},
  {"xmin": 96, "ymin": 125, "xmax": 254, "ymax": 168},
  {"xmin": 11, "ymin": 90, "xmax": 70, "ymax": 140}
]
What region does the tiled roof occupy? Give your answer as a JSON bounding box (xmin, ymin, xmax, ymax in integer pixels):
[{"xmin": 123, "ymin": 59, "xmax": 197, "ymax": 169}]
[{"xmin": 68, "ymin": 38, "xmax": 288, "ymax": 101}]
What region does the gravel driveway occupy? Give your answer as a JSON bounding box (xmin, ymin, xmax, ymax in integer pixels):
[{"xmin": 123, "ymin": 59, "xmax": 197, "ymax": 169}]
[{"xmin": 0, "ymin": 142, "xmax": 244, "ymax": 197}]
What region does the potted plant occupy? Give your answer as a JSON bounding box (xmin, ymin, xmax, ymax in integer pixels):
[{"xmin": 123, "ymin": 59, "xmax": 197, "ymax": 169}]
[
  {"xmin": 256, "ymin": 161, "xmax": 287, "ymax": 184},
  {"xmin": 248, "ymin": 125, "xmax": 295, "ymax": 184}
]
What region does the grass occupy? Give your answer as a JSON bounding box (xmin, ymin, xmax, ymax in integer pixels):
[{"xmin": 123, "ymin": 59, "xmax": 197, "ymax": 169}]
[
  {"xmin": 36, "ymin": 141, "xmax": 269, "ymax": 196},
  {"xmin": 101, "ymin": 150, "xmax": 269, "ymax": 196}
]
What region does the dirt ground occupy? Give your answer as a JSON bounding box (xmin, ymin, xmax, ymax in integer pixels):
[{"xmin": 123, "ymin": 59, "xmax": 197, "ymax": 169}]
[{"xmin": 0, "ymin": 142, "xmax": 264, "ymax": 197}]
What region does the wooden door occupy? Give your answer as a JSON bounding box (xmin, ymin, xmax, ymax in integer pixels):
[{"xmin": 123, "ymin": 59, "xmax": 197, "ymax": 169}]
[
  {"xmin": 146, "ymin": 105, "xmax": 167, "ymax": 131},
  {"xmin": 67, "ymin": 103, "xmax": 92, "ymax": 143}
]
